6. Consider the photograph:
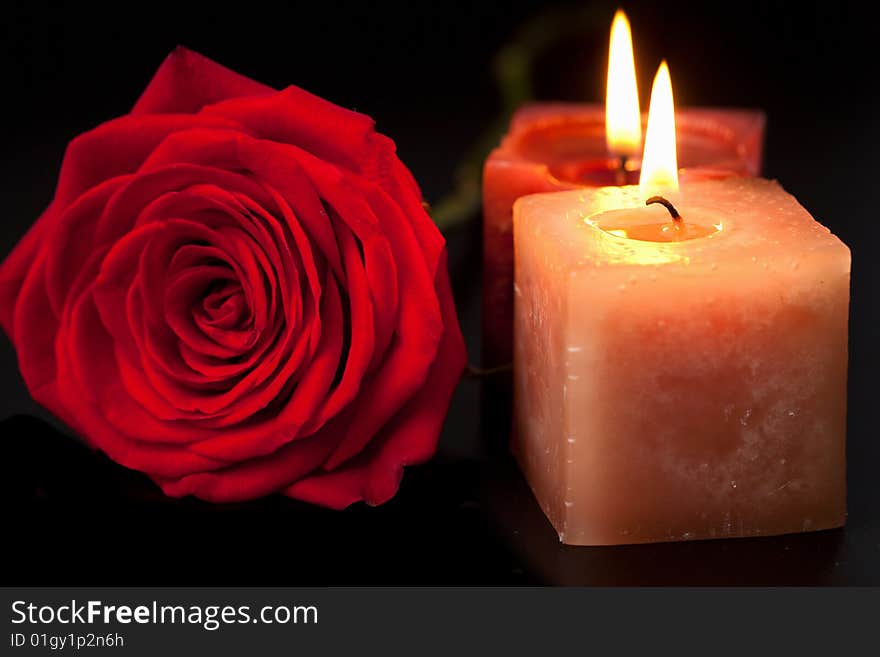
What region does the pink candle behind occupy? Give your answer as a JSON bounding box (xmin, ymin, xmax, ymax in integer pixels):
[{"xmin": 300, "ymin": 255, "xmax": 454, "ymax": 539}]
[{"xmin": 483, "ymin": 103, "xmax": 765, "ymax": 368}]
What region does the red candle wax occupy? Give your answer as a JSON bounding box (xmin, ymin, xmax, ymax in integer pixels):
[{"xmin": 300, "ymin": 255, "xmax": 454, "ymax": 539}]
[{"xmin": 482, "ymin": 103, "xmax": 765, "ymax": 368}]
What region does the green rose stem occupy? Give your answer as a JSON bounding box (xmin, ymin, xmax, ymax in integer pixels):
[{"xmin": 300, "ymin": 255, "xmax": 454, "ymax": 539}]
[
  {"xmin": 429, "ymin": 3, "xmax": 612, "ymax": 232},
  {"xmin": 431, "ymin": 3, "xmax": 613, "ymax": 378}
]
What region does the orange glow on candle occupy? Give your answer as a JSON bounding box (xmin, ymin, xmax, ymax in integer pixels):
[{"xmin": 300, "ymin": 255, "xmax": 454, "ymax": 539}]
[
  {"xmin": 605, "ymin": 9, "xmax": 641, "ymax": 157},
  {"xmin": 639, "ymin": 61, "xmax": 679, "ymax": 193}
]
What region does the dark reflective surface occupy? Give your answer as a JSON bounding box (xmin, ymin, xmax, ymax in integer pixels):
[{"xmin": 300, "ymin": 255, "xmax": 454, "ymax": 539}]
[
  {"xmin": 3, "ymin": 402, "xmax": 877, "ymax": 585},
  {"xmin": 1, "ymin": 413, "xmax": 530, "ymax": 585},
  {"xmin": 2, "ymin": 0, "xmax": 879, "ymax": 585},
  {"xmin": 485, "ymin": 456, "xmax": 862, "ymax": 586}
]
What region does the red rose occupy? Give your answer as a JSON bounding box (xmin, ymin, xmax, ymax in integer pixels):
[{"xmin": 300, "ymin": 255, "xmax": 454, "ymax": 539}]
[{"xmin": 0, "ymin": 47, "xmax": 466, "ymax": 507}]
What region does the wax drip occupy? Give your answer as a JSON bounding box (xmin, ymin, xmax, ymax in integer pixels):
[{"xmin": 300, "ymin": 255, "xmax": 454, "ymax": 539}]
[{"xmin": 646, "ymin": 196, "xmax": 682, "ymax": 222}]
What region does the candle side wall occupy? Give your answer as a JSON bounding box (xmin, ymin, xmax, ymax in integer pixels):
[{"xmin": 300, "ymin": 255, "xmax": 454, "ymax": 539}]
[
  {"xmin": 561, "ymin": 254, "xmax": 849, "ymax": 544},
  {"xmin": 512, "ymin": 196, "xmax": 571, "ymax": 537}
]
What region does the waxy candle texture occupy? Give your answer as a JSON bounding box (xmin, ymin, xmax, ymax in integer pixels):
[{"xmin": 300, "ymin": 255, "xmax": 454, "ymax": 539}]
[
  {"xmin": 482, "ymin": 103, "xmax": 765, "ymax": 368},
  {"xmin": 513, "ymin": 178, "xmax": 849, "ymax": 545}
]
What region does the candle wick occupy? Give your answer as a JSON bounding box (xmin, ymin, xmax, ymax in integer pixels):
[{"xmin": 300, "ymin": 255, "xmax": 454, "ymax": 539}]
[
  {"xmin": 646, "ymin": 196, "xmax": 682, "ymax": 222},
  {"xmin": 614, "ymin": 154, "xmax": 629, "ymax": 186}
]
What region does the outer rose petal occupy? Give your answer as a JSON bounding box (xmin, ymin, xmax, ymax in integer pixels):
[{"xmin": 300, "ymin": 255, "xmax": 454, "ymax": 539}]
[
  {"xmin": 132, "ymin": 47, "xmax": 274, "ymax": 116},
  {"xmin": 0, "ymin": 203, "xmax": 58, "ymax": 338},
  {"xmin": 54, "ymin": 114, "xmax": 247, "ymax": 209},
  {"xmin": 203, "ymin": 86, "xmax": 378, "ymax": 174},
  {"xmin": 285, "ymin": 251, "xmax": 467, "ymax": 508}
]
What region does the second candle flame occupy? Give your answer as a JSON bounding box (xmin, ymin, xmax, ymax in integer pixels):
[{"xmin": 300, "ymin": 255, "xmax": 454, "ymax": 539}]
[
  {"xmin": 605, "ymin": 10, "xmax": 641, "ymax": 158},
  {"xmin": 639, "ymin": 61, "xmax": 679, "ymax": 193}
]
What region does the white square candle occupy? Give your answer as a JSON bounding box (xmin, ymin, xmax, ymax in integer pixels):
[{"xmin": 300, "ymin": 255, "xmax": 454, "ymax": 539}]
[{"xmin": 512, "ymin": 177, "xmax": 850, "ymax": 545}]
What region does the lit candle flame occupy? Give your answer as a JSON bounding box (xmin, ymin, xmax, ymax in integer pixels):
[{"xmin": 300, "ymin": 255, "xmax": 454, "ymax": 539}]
[
  {"xmin": 605, "ymin": 9, "xmax": 641, "ymax": 157},
  {"xmin": 639, "ymin": 60, "xmax": 679, "ymax": 193}
]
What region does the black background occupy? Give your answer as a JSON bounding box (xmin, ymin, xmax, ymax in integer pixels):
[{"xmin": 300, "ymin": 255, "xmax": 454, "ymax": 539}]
[{"xmin": 1, "ymin": 0, "xmax": 878, "ymax": 585}]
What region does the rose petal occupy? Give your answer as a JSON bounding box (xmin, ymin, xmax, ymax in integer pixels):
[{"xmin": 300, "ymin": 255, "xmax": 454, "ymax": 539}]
[
  {"xmin": 286, "ymin": 251, "xmax": 466, "ymax": 508},
  {"xmin": 11, "ymin": 251, "xmax": 58, "ymax": 398},
  {"xmin": 154, "ymin": 414, "xmax": 349, "ymax": 502},
  {"xmin": 56, "ymin": 114, "xmax": 245, "ymax": 210},
  {"xmin": 132, "ymin": 47, "xmax": 275, "ymax": 117},
  {"xmin": 316, "ymin": 178, "xmax": 443, "ymax": 470},
  {"xmin": 299, "ymin": 215, "xmax": 374, "ymax": 434},
  {"xmin": 203, "ymin": 85, "xmax": 377, "ymax": 173},
  {"xmin": 45, "ymin": 177, "xmax": 132, "ymax": 317},
  {"xmin": 0, "ymin": 203, "xmax": 59, "ymax": 339},
  {"xmin": 140, "ymin": 128, "xmax": 345, "ymax": 281}
]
